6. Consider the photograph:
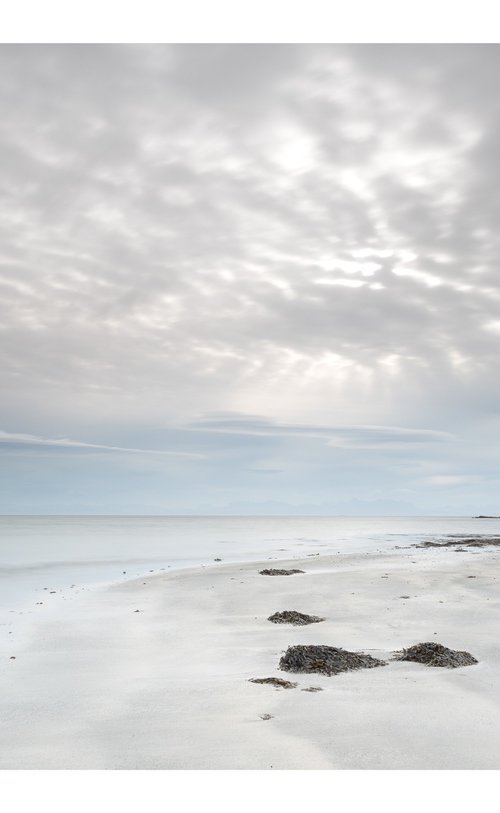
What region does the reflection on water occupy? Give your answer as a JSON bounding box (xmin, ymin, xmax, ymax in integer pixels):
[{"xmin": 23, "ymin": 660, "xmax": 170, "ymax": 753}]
[{"xmin": 1, "ymin": 514, "xmax": 499, "ymax": 618}]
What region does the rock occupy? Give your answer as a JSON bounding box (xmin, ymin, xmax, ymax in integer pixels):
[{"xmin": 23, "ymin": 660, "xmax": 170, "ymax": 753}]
[
  {"xmin": 259, "ymin": 568, "xmax": 305, "ymax": 576},
  {"xmin": 214, "ymin": 558, "xmax": 222, "ymax": 562},
  {"xmin": 394, "ymin": 641, "xmax": 478, "ymax": 668},
  {"xmin": 301, "ymin": 686, "xmax": 323, "ymax": 692},
  {"xmin": 249, "ymin": 677, "xmax": 298, "ymax": 689},
  {"xmin": 279, "ymin": 645, "xmax": 386, "ymax": 676},
  {"xmin": 268, "ymin": 610, "xmax": 324, "ymax": 626},
  {"xmin": 259, "ymin": 714, "xmax": 274, "ymax": 720}
]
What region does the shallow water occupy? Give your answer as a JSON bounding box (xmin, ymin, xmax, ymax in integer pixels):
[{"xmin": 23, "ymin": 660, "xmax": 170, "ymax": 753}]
[{"xmin": 1, "ymin": 514, "xmax": 499, "ymax": 615}]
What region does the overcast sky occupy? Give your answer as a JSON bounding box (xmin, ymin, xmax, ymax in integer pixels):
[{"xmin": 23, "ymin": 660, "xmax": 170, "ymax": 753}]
[{"xmin": 1, "ymin": 44, "xmax": 500, "ymax": 514}]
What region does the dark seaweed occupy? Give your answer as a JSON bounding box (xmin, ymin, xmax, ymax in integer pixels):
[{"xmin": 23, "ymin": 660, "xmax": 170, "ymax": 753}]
[
  {"xmin": 259, "ymin": 568, "xmax": 305, "ymax": 576},
  {"xmin": 249, "ymin": 677, "xmax": 298, "ymax": 689},
  {"xmin": 279, "ymin": 644, "xmax": 386, "ymax": 676},
  {"xmin": 268, "ymin": 610, "xmax": 324, "ymax": 626},
  {"xmin": 394, "ymin": 641, "xmax": 477, "ymax": 668}
]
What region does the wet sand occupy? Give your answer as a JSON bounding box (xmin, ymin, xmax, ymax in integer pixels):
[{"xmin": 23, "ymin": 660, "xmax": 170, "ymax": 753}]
[{"xmin": 1, "ymin": 545, "xmax": 499, "ymax": 769}]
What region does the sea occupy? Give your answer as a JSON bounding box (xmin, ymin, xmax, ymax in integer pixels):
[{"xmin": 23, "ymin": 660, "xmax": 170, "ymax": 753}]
[{"xmin": 1, "ymin": 514, "xmax": 499, "ymax": 619}]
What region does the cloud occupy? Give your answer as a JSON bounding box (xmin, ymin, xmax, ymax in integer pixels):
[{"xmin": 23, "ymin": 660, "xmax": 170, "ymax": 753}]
[
  {"xmin": 188, "ymin": 414, "xmax": 452, "ymax": 449},
  {"xmin": 426, "ymin": 475, "xmax": 474, "ymax": 487},
  {"xmin": 0, "ymin": 430, "xmax": 201, "ymax": 457},
  {"xmin": 1, "ymin": 45, "xmax": 500, "ymax": 511}
]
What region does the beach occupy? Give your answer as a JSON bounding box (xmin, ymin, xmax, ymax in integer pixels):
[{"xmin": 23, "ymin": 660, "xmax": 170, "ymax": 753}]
[
  {"xmin": 4, "ymin": 38, "xmax": 500, "ymax": 798},
  {"xmin": 1, "ymin": 538, "xmax": 499, "ymax": 769}
]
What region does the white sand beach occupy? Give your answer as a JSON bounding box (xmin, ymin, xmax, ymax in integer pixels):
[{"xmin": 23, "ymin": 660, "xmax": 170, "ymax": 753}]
[{"xmin": 1, "ymin": 544, "xmax": 500, "ymax": 769}]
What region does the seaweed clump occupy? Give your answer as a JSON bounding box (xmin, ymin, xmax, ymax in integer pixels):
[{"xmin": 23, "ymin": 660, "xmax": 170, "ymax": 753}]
[
  {"xmin": 259, "ymin": 568, "xmax": 304, "ymax": 576},
  {"xmin": 249, "ymin": 677, "xmax": 297, "ymax": 689},
  {"xmin": 279, "ymin": 644, "xmax": 386, "ymax": 676},
  {"xmin": 415, "ymin": 537, "xmax": 500, "ymax": 549},
  {"xmin": 394, "ymin": 642, "xmax": 478, "ymax": 668},
  {"xmin": 268, "ymin": 610, "xmax": 324, "ymax": 626}
]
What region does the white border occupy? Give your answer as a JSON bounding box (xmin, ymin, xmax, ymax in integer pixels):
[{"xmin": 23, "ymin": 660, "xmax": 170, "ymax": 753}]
[
  {"xmin": 2, "ymin": 770, "xmax": 499, "ymax": 813},
  {"xmin": 1, "ymin": 0, "xmax": 500, "ymax": 44}
]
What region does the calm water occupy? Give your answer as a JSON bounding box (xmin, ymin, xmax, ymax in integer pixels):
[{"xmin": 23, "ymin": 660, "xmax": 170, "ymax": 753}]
[{"xmin": 1, "ymin": 514, "xmax": 499, "ymax": 615}]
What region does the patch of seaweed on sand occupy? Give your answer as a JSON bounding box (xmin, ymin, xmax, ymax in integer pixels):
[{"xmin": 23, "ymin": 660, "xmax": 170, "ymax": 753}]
[
  {"xmin": 279, "ymin": 644, "xmax": 386, "ymax": 676},
  {"xmin": 268, "ymin": 610, "xmax": 324, "ymax": 626},
  {"xmin": 249, "ymin": 677, "xmax": 298, "ymax": 689},
  {"xmin": 415, "ymin": 536, "xmax": 500, "ymax": 549},
  {"xmin": 393, "ymin": 641, "xmax": 477, "ymax": 668},
  {"xmin": 259, "ymin": 568, "xmax": 305, "ymax": 576}
]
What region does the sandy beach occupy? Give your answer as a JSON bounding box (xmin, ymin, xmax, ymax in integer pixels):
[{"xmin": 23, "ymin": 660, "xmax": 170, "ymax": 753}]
[{"xmin": 1, "ymin": 540, "xmax": 499, "ymax": 770}]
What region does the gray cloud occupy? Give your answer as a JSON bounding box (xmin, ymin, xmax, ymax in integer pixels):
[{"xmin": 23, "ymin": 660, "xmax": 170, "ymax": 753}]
[
  {"xmin": 0, "ymin": 430, "xmax": 201, "ymax": 457},
  {"xmin": 1, "ymin": 45, "xmax": 500, "ymax": 512},
  {"xmin": 188, "ymin": 414, "xmax": 452, "ymax": 449}
]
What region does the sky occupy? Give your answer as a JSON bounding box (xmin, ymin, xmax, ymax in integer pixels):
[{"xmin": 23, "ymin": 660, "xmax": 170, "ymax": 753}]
[{"xmin": 1, "ymin": 44, "xmax": 500, "ymax": 515}]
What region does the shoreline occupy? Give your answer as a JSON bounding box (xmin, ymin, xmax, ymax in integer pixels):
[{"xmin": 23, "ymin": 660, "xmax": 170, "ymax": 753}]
[{"xmin": 1, "ymin": 545, "xmax": 499, "ymax": 768}]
